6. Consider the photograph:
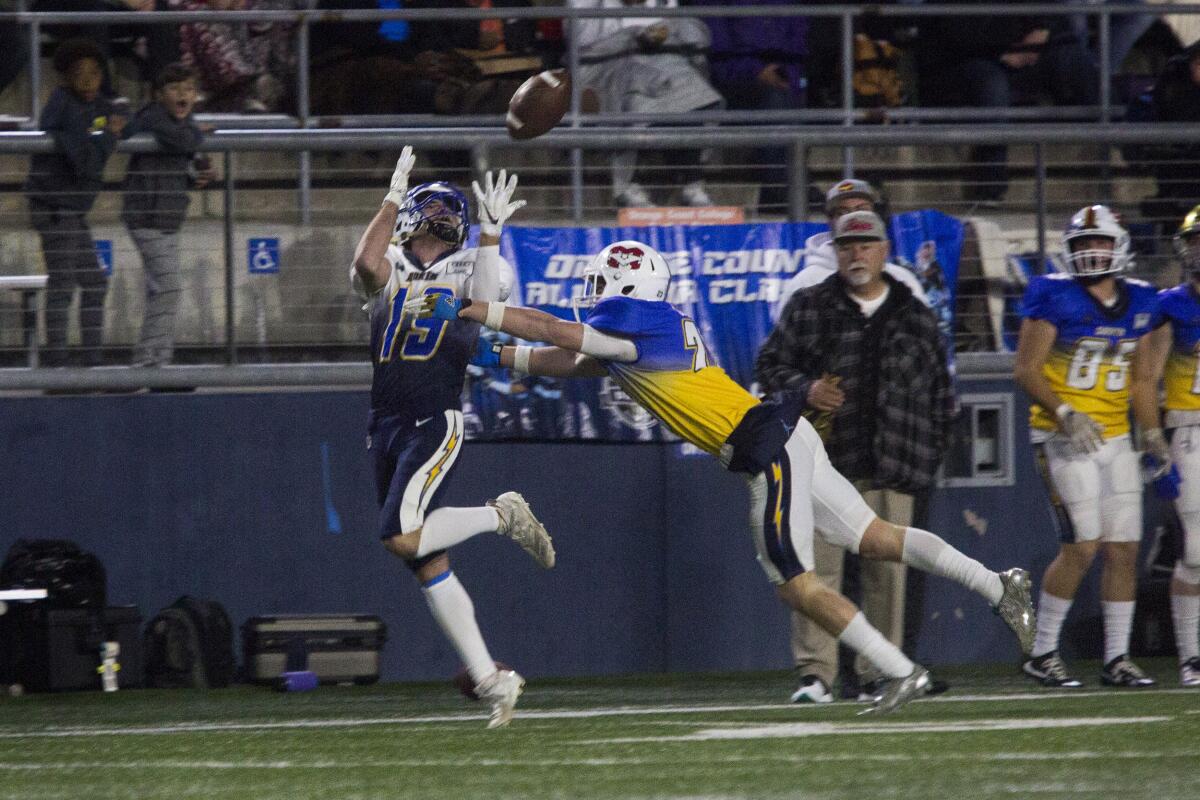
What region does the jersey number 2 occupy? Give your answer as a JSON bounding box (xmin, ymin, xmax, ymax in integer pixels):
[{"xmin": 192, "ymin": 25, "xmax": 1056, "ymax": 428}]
[
  {"xmin": 682, "ymin": 318, "xmax": 710, "ymax": 372},
  {"xmin": 380, "ymin": 285, "xmax": 453, "ymax": 362}
]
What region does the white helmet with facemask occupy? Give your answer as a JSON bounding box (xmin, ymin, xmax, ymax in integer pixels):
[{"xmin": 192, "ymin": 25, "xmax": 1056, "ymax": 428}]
[
  {"xmin": 1061, "ymin": 204, "xmax": 1132, "ymax": 278},
  {"xmin": 573, "ymin": 240, "xmax": 671, "ymax": 321}
]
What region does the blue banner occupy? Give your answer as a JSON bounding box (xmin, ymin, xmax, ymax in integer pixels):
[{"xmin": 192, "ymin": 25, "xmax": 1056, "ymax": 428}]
[{"xmin": 462, "ymin": 215, "xmax": 965, "ymax": 443}]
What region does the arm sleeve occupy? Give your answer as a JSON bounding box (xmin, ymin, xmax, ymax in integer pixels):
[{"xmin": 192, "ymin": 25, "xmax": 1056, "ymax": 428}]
[
  {"xmin": 754, "ymin": 293, "xmax": 820, "ymax": 401},
  {"xmin": 580, "ymin": 325, "xmax": 639, "ymax": 362},
  {"xmin": 141, "ymin": 105, "xmax": 204, "ymax": 153},
  {"xmin": 44, "ymin": 93, "xmax": 117, "ymax": 181},
  {"xmin": 1019, "ymin": 277, "xmax": 1054, "ymax": 322},
  {"xmin": 464, "ymin": 246, "xmax": 507, "ymax": 302}
]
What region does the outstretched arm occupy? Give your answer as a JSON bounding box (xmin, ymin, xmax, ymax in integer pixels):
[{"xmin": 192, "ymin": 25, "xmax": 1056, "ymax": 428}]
[
  {"xmin": 474, "ymin": 339, "xmax": 607, "ymax": 378},
  {"xmin": 467, "ymin": 170, "xmax": 526, "ymax": 301},
  {"xmin": 351, "ymin": 146, "xmax": 414, "ymax": 296},
  {"xmin": 425, "ymin": 297, "xmax": 639, "ymax": 362}
]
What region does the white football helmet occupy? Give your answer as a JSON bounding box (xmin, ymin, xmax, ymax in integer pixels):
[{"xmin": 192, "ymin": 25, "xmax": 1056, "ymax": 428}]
[
  {"xmin": 1060, "ymin": 204, "xmax": 1131, "ymax": 277},
  {"xmin": 572, "ymin": 240, "xmax": 671, "ymax": 321}
]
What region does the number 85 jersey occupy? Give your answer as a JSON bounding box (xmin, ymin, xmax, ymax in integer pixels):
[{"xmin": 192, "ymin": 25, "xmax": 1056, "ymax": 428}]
[
  {"xmin": 1021, "ymin": 273, "xmax": 1159, "ymax": 440},
  {"xmin": 1157, "ymin": 283, "xmax": 1200, "ymax": 427}
]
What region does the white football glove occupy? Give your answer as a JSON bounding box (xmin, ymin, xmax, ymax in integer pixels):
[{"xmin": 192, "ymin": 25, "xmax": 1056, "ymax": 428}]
[
  {"xmin": 1141, "ymin": 427, "xmax": 1173, "ymax": 479},
  {"xmin": 472, "ymin": 169, "xmax": 526, "ymax": 237},
  {"xmin": 1056, "ymin": 404, "xmax": 1104, "ymax": 454},
  {"xmin": 383, "ymin": 145, "xmax": 415, "ymax": 208}
]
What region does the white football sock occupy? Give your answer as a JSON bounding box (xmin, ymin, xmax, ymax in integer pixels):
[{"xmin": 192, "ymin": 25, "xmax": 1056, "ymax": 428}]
[
  {"xmin": 901, "ymin": 527, "xmax": 1003, "ymax": 605},
  {"xmin": 1171, "ymin": 592, "xmax": 1200, "ymax": 662},
  {"xmin": 421, "ymin": 571, "xmax": 496, "ymax": 684},
  {"xmin": 1102, "ymin": 600, "xmax": 1136, "ymax": 664},
  {"xmin": 415, "ymin": 506, "xmax": 501, "ymax": 557},
  {"xmin": 1032, "ymin": 591, "xmax": 1073, "ymax": 658},
  {"xmin": 837, "ymin": 612, "xmax": 914, "ymax": 679}
]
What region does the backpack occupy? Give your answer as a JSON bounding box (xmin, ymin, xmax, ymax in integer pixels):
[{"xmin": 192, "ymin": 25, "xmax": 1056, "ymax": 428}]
[
  {"xmin": 0, "ymin": 538, "xmax": 106, "ymax": 609},
  {"xmin": 143, "ymin": 596, "xmax": 235, "ymax": 689}
]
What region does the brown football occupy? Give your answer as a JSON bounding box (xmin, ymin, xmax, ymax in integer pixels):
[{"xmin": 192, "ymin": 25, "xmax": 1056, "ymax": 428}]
[{"xmin": 506, "ymin": 69, "xmax": 571, "ymax": 140}]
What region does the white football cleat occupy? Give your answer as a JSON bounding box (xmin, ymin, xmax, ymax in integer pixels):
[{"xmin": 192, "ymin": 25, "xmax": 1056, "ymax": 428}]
[
  {"xmin": 1180, "ymin": 656, "xmax": 1200, "ymax": 687},
  {"xmin": 858, "ymin": 666, "xmax": 931, "ymax": 716},
  {"xmin": 489, "ymin": 491, "xmax": 555, "ymax": 568},
  {"xmin": 474, "ymin": 668, "xmax": 525, "ymax": 729},
  {"xmin": 790, "ymin": 674, "xmax": 833, "ymax": 704}
]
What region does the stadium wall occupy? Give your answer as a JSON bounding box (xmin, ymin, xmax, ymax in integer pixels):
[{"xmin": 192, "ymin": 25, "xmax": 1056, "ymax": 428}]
[{"xmin": 0, "ymin": 383, "xmax": 1145, "ymax": 682}]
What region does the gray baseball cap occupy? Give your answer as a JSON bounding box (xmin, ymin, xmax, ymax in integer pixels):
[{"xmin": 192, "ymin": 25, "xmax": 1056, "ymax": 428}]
[
  {"xmin": 825, "ymin": 178, "xmax": 880, "ymax": 213},
  {"xmin": 832, "ymin": 210, "xmax": 888, "ymax": 243}
]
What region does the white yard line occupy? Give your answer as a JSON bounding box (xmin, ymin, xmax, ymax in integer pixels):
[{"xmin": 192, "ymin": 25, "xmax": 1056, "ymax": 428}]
[
  {"xmin": 0, "ymin": 749, "xmax": 1196, "ymax": 772},
  {"xmin": 0, "ymin": 687, "xmax": 1194, "ymax": 739}
]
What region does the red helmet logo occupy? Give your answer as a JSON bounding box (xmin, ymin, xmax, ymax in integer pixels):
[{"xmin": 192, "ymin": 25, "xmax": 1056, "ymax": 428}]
[{"xmin": 607, "ymin": 245, "xmax": 644, "ymax": 270}]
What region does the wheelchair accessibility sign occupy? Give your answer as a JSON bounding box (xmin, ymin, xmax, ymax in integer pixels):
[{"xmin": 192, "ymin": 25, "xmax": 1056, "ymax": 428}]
[
  {"xmin": 248, "ymin": 237, "xmax": 280, "ymax": 274},
  {"xmin": 95, "ymin": 239, "xmax": 113, "ymax": 276}
]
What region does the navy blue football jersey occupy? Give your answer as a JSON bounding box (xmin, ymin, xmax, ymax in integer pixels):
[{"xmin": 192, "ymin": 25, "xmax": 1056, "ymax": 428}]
[{"xmin": 361, "ymin": 244, "xmax": 513, "ymax": 420}]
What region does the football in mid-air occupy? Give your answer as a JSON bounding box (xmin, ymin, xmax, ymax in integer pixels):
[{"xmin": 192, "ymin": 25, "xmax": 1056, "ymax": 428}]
[{"xmin": 506, "ymin": 69, "xmax": 570, "ymax": 140}]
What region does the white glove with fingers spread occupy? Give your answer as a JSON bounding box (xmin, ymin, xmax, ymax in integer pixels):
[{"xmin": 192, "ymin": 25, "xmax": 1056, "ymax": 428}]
[
  {"xmin": 384, "ymin": 146, "xmax": 416, "ymax": 208},
  {"xmin": 1142, "ymin": 426, "xmax": 1173, "ymax": 478},
  {"xmin": 1056, "ymin": 404, "xmax": 1104, "ymax": 454},
  {"xmin": 472, "ymin": 169, "xmax": 526, "ymax": 237}
]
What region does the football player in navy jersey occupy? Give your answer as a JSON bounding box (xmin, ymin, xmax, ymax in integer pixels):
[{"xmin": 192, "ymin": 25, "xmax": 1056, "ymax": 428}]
[
  {"xmin": 412, "ymin": 233, "xmax": 1037, "ymax": 716},
  {"xmin": 1141, "ymin": 205, "xmax": 1200, "ymax": 687},
  {"xmin": 351, "ymin": 147, "xmax": 555, "ymax": 728},
  {"xmin": 1014, "ymin": 205, "xmax": 1164, "ymax": 689}
]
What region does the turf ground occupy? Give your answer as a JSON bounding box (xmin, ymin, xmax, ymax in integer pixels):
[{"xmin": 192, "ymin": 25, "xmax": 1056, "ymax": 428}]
[{"xmin": 1, "ymin": 659, "xmax": 1198, "ymax": 800}]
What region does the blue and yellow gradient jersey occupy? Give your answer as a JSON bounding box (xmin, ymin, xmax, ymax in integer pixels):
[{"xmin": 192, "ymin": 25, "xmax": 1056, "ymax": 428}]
[
  {"xmin": 1021, "ymin": 273, "xmax": 1159, "ymax": 438},
  {"xmin": 1157, "ymin": 283, "xmax": 1200, "ymax": 412},
  {"xmin": 586, "ymin": 297, "xmax": 759, "ymax": 456}
]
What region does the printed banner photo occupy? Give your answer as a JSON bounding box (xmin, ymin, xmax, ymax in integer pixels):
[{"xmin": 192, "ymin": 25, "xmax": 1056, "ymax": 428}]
[{"xmin": 461, "ymin": 215, "xmax": 964, "ymax": 443}]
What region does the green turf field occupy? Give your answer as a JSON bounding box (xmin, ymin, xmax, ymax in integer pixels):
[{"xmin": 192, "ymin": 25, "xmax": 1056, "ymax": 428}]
[{"xmin": 1, "ymin": 659, "xmax": 1198, "ymax": 800}]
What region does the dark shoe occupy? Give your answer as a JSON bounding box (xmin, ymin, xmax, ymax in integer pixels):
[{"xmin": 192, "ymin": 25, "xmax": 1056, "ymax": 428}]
[
  {"xmin": 1022, "ymin": 650, "xmax": 1083, "ymax": 688},
  {"xmin": 1100, "ymin": 654, "xmax": 1156, "ymax": 687}
]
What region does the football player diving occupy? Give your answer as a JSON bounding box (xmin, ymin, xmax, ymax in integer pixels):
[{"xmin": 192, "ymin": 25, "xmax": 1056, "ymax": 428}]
[
  {"xmin": 1141, "ymin": 204, "xmax": 1200, "ymax": 688},
  {"xmin": 351, "ymin": 147, "xmax": 555, "ymax": 728},
  {"xmin": 1014, "ymin": 204, "xmax": 1163, "ymax": 689},
  {"xmin": 409, "ymin": 236, "xmax": 1037, "ymax": 716}
]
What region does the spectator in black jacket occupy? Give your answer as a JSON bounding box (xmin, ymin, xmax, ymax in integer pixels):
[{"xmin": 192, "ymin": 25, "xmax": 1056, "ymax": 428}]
[
  {"xmin": 1145, "ymin": 41, "xmax": 1200, "ymax": 220},
  {"xmin": 755, "ymin": 210, "xmax": 955, "ymax": 704},
  {"xmin": 122, "ymin": 62, "xmax": 212, "ymax": 367},
  {"xmin": 917, "ymin": 0, "xmax": 1098, "ymax": 204},
  {"xmin": 25, "ymin": 39, "xmax": 127, "ymax": 367}
]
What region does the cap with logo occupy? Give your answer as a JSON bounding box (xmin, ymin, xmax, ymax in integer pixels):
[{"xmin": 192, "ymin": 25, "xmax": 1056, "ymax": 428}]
[
  {"xmin": 825, "ymin": 179, "xmax": 880, "ymax": 214},
  {"xmin": 832, "ymin": 210, "xmax": 888, "ymax": 243}
]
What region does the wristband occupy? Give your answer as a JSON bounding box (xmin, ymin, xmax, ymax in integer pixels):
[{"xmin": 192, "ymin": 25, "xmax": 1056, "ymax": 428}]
[
  {"xmin": 513, "ymin": 345, "xmax": 532, "ymax": 374},
  {"xmin": 484, "ymin": 302, "xmax": 506, "ymax": 330},
  {"xmin": 1055, "ymin": 403, "xmax": 1072, "ymax": 421}
]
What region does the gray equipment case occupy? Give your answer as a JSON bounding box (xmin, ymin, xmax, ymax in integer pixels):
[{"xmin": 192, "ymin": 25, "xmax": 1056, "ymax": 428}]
[{"xmin": 242, "ymin": 614, "xmax": 386, "ymax": 685}]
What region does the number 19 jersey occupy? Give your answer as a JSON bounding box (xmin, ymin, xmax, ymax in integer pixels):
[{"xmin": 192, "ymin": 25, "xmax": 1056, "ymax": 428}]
[
  {"xmin": 1021, "ymin": 273, "xmax": 1159, "ymax": 439},
  {"xmin": 1157, "ymin": 283, "xmax": 1200, "ymax": 426}
]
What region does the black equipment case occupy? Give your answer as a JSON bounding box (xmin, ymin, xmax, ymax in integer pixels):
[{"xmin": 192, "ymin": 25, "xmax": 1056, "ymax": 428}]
[
  {"xmin": 0, "ymin": 605, "xmax": 143, "ymax": 691},
  {"xmin": 242, "ymin": 614, "xmax": 386, "ymax": 685}
]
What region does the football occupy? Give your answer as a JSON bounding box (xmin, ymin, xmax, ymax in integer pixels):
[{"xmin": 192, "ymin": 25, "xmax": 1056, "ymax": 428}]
[{"xmin": 506, "ymin": 69, "xmax": 571, "ymax": 140}]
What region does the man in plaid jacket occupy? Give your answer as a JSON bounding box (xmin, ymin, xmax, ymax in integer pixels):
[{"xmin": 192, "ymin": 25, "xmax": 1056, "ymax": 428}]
[{"xmin": 755, "ymin": 210, "xmax": 956, "ymax": 704}]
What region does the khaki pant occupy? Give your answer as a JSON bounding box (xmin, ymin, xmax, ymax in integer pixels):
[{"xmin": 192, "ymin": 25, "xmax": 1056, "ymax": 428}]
[{"xmin": 790, "ymin": 487, "xmax": 913, "ymax": 687}]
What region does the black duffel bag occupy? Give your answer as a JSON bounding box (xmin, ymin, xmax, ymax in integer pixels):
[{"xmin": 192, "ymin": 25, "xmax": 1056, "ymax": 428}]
[{"xmin": 0, "ymin": 538, "xmax": 106, "ymax": 609}]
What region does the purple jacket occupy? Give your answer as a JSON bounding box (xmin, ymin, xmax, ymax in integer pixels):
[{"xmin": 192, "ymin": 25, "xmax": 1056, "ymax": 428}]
[{"xmin": 693, "ymin": 0, "xmax": 807, "ymax": 95}]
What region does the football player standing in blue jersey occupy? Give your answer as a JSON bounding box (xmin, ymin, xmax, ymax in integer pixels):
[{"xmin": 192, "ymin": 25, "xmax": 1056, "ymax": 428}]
[
  {"xmin": 351, "ymin": 147, "xmax": 556, "ymax": 728},
  {"xmin": 1141, "ymin": 205, "xmax": 1200, "ymax": 688},
  {"xmin": 1014, "ymin": 205, "xmax": 1165, "ymax": 689},
  {"xmin": 412, "ymin": 225, "xmax": 1037, "ymax": 716}
]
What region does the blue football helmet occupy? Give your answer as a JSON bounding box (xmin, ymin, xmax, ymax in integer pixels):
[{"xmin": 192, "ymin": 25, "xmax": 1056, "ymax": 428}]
[{"xmin": 396, "ymin": 182, "xmax": 470, "ymax": 249}]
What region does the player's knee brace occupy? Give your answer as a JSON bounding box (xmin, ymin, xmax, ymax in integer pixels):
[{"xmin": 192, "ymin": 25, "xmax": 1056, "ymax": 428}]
[{"xmin": 1175, "ymin": 560, "xmax": 1200, "ymax": 587}]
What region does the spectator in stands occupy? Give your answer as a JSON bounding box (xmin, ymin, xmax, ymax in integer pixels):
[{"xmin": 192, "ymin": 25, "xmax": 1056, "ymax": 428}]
[
  {"xmin": 122, "ymin": 62, "xmax": 213, "ymax": 367},
  {"xmin": 1144, "ymin": 40, "xmax": 1200, "ymax": 221},
  {"xmin": 756, "ymin": 210, "xmax": 955, "ymax": 705},
  {"xmin": 917, "ymin": 1, "xmax": 1099, "ymax": 204},
  {"xmin": 24, "ymin": 39, "xmax": 127, "ymax": 367},
  {"xmin": 773, "ymin": 179, "xmax": 927, "ymax": 323},
  {"xmin": 1069, "ymin": 0, "xmax": 1157, "ymax": 74},
  {"xmin": 170, "ymin": 0, "xmax": 296, "ymax": 113},
  {"xmin": 694, "ymin": 0, "xmax": 807, "ymax": 212},
  {"xmin": 33, "ymin": 1, "xmax": 162, "ymax": 91},
  {"xmin": 570, "ymin": 0, "xmax": 723, "ymax": 208}
]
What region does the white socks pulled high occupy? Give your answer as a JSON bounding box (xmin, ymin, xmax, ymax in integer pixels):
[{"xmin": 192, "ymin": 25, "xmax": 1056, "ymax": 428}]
[
  {"xmin": 901, "ymin": 527, "xmax": 1004, "ymax": 605},
  {"xmin": 421, "ymin": 570, "xmax": 496, "ymax": 684}
]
